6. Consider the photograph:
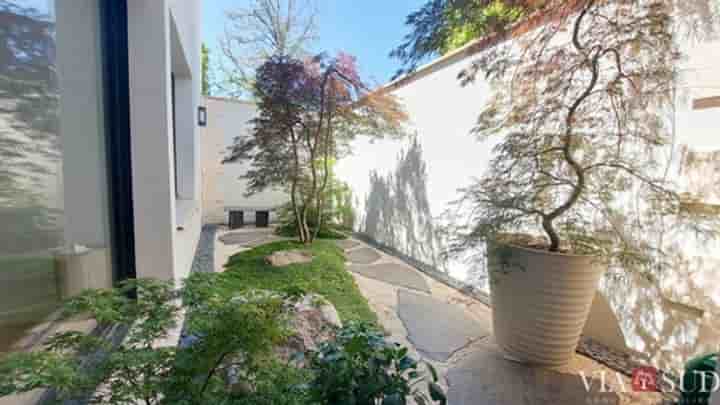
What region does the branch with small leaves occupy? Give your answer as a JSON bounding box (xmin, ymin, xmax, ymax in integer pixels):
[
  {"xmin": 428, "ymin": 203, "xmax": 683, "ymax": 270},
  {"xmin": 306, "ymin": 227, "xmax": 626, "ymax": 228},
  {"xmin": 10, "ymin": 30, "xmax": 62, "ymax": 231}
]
[{"xmin": 445, "ymin": 0, "xmax": 720, "ymax": 277}]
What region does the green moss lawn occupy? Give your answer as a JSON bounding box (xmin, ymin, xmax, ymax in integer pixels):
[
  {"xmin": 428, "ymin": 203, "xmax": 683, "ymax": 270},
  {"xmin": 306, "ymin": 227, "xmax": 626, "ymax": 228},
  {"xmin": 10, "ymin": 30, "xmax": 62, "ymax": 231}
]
[{"xmin": 212, "ymin": 240, "xmax": 376, "ymax": 325}]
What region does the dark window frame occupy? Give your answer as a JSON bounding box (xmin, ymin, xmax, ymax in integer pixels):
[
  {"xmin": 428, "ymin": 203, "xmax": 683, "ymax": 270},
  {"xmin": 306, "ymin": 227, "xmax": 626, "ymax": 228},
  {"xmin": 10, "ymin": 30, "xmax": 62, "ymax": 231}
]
[{"xmin": 99, "ymin": 0, "xmax": 136, "ymax": 283}]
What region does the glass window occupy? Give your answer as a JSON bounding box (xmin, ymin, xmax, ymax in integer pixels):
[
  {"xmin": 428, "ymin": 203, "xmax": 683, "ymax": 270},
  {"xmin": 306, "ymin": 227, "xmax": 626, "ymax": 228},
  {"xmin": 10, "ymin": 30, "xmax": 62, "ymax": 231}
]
[{"xmin": 0, "ymin": 0, "xmax": 114, "ymax": 354}]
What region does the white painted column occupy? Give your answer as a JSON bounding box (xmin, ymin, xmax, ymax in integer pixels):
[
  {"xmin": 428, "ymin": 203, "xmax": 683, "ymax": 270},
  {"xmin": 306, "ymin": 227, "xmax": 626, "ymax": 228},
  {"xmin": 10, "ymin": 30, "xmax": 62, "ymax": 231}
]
[{"xmin": 127, "ymin": 0, "xmax": 177, "ymax": 281}]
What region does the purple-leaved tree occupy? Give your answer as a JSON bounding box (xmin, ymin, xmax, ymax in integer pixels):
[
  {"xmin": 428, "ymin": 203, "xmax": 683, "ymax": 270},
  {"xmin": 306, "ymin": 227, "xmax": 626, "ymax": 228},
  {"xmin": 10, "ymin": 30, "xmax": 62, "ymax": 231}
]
[{"xmin": 225, "ymin": 53, "xmax": 407, "ymax": 244}]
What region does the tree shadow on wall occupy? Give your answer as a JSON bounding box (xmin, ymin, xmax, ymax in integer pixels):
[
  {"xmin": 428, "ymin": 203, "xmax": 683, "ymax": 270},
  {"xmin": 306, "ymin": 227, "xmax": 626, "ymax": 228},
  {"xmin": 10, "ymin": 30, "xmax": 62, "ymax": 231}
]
[
  {"xmin": 0, "ymin": 0, "xmax": 62, "ymax": 255},
  {"xmin": 362, "ymin": 137, "xmax": 443, "ymax": 269}
]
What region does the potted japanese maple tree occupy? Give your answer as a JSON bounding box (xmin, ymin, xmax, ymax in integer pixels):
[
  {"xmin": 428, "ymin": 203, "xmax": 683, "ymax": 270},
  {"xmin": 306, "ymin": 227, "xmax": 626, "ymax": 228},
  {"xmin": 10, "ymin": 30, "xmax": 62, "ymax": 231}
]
[{"xmin": 447, "ymin": 0, "xmax": 720, "ymax": 366}]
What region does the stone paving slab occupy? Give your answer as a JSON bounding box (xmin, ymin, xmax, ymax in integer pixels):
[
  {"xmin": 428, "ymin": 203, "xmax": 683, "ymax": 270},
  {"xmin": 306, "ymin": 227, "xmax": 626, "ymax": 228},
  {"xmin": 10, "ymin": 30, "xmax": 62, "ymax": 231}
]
[
  {"xmin": 242, "ymin": 235, "xmax": 284, "ymax": 248},
  {"xmin": 335, "ymin": 239, "xmax": 361, "ymax": 251},
  {"xmin": 346, "ymin": 247, "xmax": 382, "ymax": 265},
  {"xmin": 397, "ymin": 290, "xmax": 490, "ymax": 362},
  {"xmin": 447, "ymin": 339, "xmax": 621, "ymax": 405},
  {"xmin": 190, "ymin": 225, "xmax": 217, "ymax": 273},
  {"xmin": 219, "ymin": 230, "xmax": 273, "ymax": 245},
  {"xmin": 349, "ymin": 263, "xmax": 431, "ymax": 293}
]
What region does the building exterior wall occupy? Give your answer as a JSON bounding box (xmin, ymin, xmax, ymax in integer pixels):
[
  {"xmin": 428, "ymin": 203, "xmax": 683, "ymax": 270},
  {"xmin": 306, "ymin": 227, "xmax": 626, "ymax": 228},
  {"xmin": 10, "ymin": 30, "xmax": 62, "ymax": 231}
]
[
  {"xmin": 200, "ymin": 97, "xmax": 228, "ymax": 225},
  {"xmin": 336, "ymin": 28, "xmax": 720, "ymax": 368},
  {"xmin": 0, "ymin": 1, "xmax": 136, "ymax": 403},
  {"xmin": 0, "ymin": 1, "xmax": 202, "ymax": 401},
  {"xmin": 201, "ymin": 97, "xmax": 289, "ymax": 225},
  {"xmin": 128, "ymin": 0, "xmax": 202, "ymax": 284}
]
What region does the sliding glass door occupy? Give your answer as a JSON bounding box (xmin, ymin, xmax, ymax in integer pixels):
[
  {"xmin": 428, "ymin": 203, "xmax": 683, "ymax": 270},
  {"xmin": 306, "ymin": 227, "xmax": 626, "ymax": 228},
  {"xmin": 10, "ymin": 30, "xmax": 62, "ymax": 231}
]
[{"xmin": 0, "ymin": 0, "xmax": 132, "ymax": 356}]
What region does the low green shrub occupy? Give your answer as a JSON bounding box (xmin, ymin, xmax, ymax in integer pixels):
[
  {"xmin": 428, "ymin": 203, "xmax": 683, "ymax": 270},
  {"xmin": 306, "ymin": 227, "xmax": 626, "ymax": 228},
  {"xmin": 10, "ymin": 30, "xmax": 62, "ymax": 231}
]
[
  {"xmin": 233, "ymin": 361, "xmax": 311, "ymax": 405},
  {"xmin": 274, "ymin": 203, "xmax": 348, "ymax": 240},
  {"xmin": 308, "ymin": 322, "xmax": 447, "ymax": 405},
  {"xmin": 1, "ymin": 250, "xmax": 444, "ymax": 404},
  {"xmin": 0, "ymin": 279, "xmax": 290, "ymax": 404}
]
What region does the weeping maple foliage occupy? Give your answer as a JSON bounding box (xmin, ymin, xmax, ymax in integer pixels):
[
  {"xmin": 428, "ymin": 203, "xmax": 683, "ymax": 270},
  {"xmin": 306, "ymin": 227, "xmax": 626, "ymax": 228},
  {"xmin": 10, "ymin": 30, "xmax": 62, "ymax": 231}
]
[
  {"xmin": 225, "ymin": 53, "xmax": 407, "ymax": 243},
  {"xmin": 444, "ymin": 0, "xmax": 720, "ymax": 278}
]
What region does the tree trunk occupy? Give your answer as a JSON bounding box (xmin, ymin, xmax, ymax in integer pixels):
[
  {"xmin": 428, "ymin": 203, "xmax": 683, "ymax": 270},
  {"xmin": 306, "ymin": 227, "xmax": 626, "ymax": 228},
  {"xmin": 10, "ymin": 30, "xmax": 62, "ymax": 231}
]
[
  {"xmin": 290, "ymin": 180, "xmax": 306, "ymax": 243},
  {"xmin": 303, "ymin": 129, "xmax": 317, "ymax": 245},
  {"xmin": 313, "ymin": 110, "xmax": 333, "ymax": 241},
  {"xmin": 289, "ymin": 129, "xmax": 308, "ymax": 243},
  {"xmin": 300, "ymin": 206, "xmax": 311, "ymax": 245},
  {"xmin": 543, "ymin": 0, "xmax": 596, "ymax": 252}
]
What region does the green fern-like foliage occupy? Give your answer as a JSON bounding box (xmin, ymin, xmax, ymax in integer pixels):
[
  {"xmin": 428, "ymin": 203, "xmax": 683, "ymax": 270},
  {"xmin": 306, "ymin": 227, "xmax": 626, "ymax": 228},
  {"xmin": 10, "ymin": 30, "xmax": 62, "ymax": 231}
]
[
  {"xmin": 0, "ymin": 279, "xmax": 287, "ymax": 404},
  {"xmin": 1, "ymin": 254, "xmax": 442, "ymax": 404}
]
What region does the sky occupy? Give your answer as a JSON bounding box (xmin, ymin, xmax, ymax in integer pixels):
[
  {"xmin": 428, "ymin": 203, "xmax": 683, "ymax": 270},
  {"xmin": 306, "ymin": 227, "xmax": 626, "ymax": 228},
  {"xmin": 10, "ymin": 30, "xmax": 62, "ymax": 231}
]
[{"xmin": 202, "ymin": 0, "xmax": 428, "ymax": 91}]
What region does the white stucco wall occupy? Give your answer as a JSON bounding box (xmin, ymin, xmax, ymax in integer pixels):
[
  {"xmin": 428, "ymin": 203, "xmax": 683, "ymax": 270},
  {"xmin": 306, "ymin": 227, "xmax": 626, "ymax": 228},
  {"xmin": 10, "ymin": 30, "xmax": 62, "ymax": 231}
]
[
  {"xmin": 128, "ymin": 0, "xmax": 202, "ymax": 284},
  {"xmin": 337, "ymin": 53, "xmax": 496, "ymax": 281},
  {"xmin": 201, "ymin": 97, "xmax": 289, "ymax": 225},
  {"xmin": 336, "ymin": 32, "xmax": 720, "ymax": 368}
]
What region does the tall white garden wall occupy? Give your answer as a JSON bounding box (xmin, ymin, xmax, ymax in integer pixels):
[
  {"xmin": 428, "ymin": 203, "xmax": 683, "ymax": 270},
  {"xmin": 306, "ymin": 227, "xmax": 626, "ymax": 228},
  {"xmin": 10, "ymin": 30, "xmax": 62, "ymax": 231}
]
[
  {"xmin": 337, "ymin": 31, "xmax": 720, "ymax": 371},
  {"xmin": 201, "ymin": 97, "xmax": 289, "ymax": 225}
]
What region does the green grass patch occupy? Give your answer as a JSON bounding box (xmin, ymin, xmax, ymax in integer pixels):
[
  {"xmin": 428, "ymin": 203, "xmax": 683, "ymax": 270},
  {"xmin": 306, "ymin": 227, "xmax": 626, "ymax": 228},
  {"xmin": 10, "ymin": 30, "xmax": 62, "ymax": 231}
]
[{"xmin": 217, "ymin": 240, "xmax": 376, "ymax": 325}]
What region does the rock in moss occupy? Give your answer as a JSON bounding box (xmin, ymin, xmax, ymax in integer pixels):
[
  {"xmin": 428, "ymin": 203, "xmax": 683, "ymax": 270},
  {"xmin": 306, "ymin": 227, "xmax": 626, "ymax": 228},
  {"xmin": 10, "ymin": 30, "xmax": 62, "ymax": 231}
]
[
  {"xmin": 276, "ymin": 294, "xmax": 342, "ymax": 366},
  {"xmin": 265, "ymin": 250, "xmax": 313, "ymax": 267}
]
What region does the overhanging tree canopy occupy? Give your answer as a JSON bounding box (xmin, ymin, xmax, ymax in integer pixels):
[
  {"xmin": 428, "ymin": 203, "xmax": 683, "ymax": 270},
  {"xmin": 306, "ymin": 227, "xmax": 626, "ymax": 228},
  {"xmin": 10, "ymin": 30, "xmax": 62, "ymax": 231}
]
[{"xmin": 391, "ymin": 0, "xmax": 538, "ymax": 78}]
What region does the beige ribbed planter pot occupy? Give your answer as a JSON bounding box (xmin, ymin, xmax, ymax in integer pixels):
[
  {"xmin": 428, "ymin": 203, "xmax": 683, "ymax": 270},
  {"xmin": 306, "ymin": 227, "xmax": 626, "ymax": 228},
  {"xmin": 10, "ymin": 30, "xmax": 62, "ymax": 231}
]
[{"xmin": 488, "ymin": 242, "xmax": 605, "ymax": 367}]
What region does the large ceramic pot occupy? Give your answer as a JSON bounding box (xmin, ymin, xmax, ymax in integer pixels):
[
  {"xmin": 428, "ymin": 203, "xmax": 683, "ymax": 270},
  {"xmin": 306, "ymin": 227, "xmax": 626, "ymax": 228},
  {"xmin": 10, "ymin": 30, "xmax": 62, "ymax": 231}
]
[{"xmin": 488, "ymin": 242, "xmax": 605, "ymax": 367}]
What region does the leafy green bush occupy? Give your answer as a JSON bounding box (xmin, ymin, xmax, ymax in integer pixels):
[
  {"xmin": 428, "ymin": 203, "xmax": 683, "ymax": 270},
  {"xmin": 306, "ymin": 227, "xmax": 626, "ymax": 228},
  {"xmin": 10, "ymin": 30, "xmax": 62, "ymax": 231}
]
[
  {"xmin": 329, "ymin": 181, "xmax": 356, "ymax": 231},
  {"xmin": 275, "ymin": 203, "xmax": 348, "ymax": 240},
  {"xmin": 308, "ymin": 322, "xmax": 446, "ymax": 405},
  {"xmin": 0, "ymin": 279, "xmax": 290, "ymax": 404},
  {"xmin": 0, "ymin": 275, "xmax": 442, "ymax": 404},
  {"xmin": 231, "ymin": 361, "xmax": 311, "ymax": 405}
]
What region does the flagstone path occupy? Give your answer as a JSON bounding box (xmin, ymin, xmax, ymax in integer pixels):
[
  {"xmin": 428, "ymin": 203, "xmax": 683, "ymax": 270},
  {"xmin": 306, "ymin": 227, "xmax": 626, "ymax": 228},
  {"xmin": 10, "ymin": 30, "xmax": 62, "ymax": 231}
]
[
  {"xmin": 345, "ymin": 247, "xmax": 382, "ymax": 264},
  {"xmin": 348, "ymin": 263, "xmax": 431, "ymax": 293},
  {"xmin": 397, "ymin": 290, "xmax": 489, "ymax": 361},
  {"xmin": 338, "ymin": 237, "xmax": 665, "ymax": 405}
]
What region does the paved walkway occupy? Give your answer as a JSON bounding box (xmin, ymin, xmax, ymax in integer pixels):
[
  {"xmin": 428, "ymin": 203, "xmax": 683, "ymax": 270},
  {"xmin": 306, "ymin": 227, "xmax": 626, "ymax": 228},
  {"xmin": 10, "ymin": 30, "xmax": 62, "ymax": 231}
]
[
  {"xmin": 349, "ymin": 264, "xmax": 431, "ymax": 293},
  {"xmin": 190, "ymin": 225, "xmax": 218, "ymax": 274},
  {"xmin": 340, "ymin": 238, "xmax": 664, "ymax": 405}
]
